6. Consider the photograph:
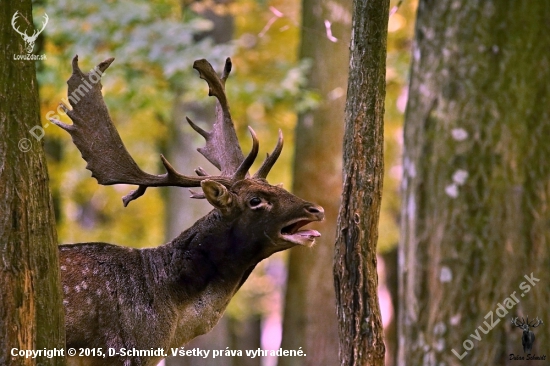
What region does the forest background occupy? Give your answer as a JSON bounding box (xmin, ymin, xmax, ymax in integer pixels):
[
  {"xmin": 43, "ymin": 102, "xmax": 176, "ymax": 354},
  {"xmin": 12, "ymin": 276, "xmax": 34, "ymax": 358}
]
[
  {"xmin": 5, "ymin": 0, "xmax": 550, "ymax": 365},
  {"xmin": 18, "ymin": 0, "xmax": 411, "ymax": 365}
]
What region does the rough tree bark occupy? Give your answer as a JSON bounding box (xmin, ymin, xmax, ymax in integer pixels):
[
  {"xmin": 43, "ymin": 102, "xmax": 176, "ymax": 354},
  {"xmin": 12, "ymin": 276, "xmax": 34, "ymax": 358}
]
[
  {"xmin": 333, "ymin": 0, "xmax": 389, "ymax": 365},
  {"xmin": 399, "ymin": 1, "xmax": 550, "ymax": 365},
  {"xmin": 279, "ymin": 1, "xmax": 351, "ymax": 366},
  {"xmin": 0, "ymin": 2, "xmax": 66, "ymax": 366}
]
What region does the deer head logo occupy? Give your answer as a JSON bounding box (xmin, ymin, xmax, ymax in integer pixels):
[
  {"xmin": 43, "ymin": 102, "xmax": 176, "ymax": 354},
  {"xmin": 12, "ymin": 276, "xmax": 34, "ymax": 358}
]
[
  {"xmin": 11, "ymin": 11, "xmax": 49, "ymax": 54},
  {"xmin": 512, "ymin": 316, "xmax": 543, "ymax": 353}
]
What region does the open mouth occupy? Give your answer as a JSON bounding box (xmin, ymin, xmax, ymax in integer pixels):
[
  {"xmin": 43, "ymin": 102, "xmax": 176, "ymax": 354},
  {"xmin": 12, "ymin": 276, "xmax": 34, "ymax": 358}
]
[{"xmin": 280, "ymin": 219, "xmax": 321, "ymax": 246}]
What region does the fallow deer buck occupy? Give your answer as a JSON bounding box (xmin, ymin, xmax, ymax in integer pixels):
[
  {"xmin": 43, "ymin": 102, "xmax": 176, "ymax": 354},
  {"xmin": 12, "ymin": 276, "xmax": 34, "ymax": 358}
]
[{"xmin": 51, "ymin": 56, "xmax": 324, "ymax": 366}]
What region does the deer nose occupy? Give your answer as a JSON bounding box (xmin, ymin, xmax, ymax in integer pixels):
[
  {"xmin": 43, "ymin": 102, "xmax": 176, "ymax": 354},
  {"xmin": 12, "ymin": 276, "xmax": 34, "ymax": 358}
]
[{"xmin": 305, "ymin": 204, "xmax": 325, "ymax": 219}]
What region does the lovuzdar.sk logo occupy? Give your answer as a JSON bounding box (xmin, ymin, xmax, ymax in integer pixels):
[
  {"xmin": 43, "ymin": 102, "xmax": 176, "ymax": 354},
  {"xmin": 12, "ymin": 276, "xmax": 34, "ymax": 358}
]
[
  {"xmin": 509, "ymin": 316, "xmax": 546, "ymax": 362},
  {"xmin": 11, "ymin": 11, "xmax": 48, "ymax": 61}
]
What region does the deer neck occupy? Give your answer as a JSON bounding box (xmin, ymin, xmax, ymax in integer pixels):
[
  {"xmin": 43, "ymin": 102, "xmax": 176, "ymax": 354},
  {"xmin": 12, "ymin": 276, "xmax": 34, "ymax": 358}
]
[
  {"xmin": 150, "ymin": 210, "xmax": 261, "ymax": 300},
  {"xmin": 138, "ymin": 211, "xmax": 261, "ymax": 344}
]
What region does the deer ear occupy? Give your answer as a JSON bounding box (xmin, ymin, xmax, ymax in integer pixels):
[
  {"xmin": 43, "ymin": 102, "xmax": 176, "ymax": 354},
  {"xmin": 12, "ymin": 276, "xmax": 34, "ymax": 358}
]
[{"xmin": 201, "ymin": 180, "xmax": 235, "ymax": 214}]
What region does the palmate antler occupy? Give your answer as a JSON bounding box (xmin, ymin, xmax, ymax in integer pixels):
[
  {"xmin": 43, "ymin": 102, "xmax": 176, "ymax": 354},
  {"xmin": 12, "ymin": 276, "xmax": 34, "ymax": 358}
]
[{"xmin": 51, "ymin": 56, "xmax": 282, "ymax": 206}]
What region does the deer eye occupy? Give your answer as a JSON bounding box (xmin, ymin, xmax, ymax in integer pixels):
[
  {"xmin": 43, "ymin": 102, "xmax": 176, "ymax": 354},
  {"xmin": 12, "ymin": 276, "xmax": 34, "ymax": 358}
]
[{"xmin": 249, "ymin": 197, "xmax": 262, "ymax": 207}]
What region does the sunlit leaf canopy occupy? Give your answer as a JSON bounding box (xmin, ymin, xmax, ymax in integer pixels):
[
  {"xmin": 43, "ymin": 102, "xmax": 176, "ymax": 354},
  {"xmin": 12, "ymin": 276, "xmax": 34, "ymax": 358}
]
[{"xmin": 37, "ymin": 0, "xmax": 416, "ymax": 252}]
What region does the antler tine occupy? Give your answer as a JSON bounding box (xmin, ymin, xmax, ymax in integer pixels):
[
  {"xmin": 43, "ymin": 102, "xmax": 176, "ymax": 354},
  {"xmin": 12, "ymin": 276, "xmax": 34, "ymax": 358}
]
[
  {"xmin": 32, "ymin": 13, "xmax": 49, "ymax": 38},
  {"xmin": 195, "ymin": 167, "xmax": 209, "ymax": 176},
  {"xmin": 221, "ymin": 57, "xmax": 232, "ymax": 83},
  {"xmin": 11, "ymin": 12, "xmax": 27, "ymax": 37},
  {"xmin": 511, "ymin": 317, "xmax": 524, "ymax": 327},
  {"xmin": 254, "ymin": 129, "xmax": 284, "ymax": 179},
  {"xmin": 191, "ymin": 58, "xmax": 245, "ymax": 177},
  {"xmin": 187, "ymin": 117, "xmax": 209, "ymax": 140},
  {"xmin": 52, "ymin": 56, "xmax": 231, "ymax": 206},
  {"xmin": 529, "ymin": 316, "xmax": 543, "ymax": 327},
  {"xmin": 233, "ymin": 127, "xmax": 259, "ymax": 182}
]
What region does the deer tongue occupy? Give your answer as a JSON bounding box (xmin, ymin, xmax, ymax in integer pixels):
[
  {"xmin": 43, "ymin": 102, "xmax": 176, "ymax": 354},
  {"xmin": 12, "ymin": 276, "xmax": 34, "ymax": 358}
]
[
  {"xmin": 283, "ymin": 229, "xmax": 321, "ymax": 247},
  {"xmin": 281, "ymin": 220, "xmax": 321, "ymax": 246},
  {"xmin": 295, "ymin": 229, "xmax": 321, "ymax": 239}
]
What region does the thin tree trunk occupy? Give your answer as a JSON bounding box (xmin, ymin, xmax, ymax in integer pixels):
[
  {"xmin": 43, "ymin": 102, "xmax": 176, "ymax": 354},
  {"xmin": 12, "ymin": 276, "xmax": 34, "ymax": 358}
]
[
  {"xmin": 279, "ymin": 1, "xmax": 350, "ymax": 366},
  {"xmin": 333, "ymin": 0, "xmax": 389, "ymax": 365},
  {"xmin": 228, "ymin": 315, "xmax": 262, "ymax": 366},
  {"xmin": 164, "ymin": 98, "xmax": 232, "ymax": 366},
  {"xmin": 165, "ymin": 2, "xmax": 237, "ymax": 366},
  {"xmin": 380, "ymin": 249, "xmax": 398, "ymax": 366},
  {"xmin": 0, "ymin": 2, "xmax": 65, "ymax": 366},
  {"xmin": 399, "ymin": 1, "xmax": 550, "ymax": 364}
]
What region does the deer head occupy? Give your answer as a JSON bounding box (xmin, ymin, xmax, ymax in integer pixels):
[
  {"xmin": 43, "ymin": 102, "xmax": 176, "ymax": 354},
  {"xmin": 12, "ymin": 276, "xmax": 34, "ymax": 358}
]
[
  {"xmin": 11, "ymin": 11, "xmax": 48, "ymax": 54},
  {"xmin": 53, "ymin": 56, "xmax": 324, "ymax": 366}
]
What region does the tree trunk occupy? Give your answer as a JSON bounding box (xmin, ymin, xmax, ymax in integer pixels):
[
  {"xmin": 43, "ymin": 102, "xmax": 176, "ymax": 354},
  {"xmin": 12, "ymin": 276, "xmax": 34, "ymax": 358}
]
[
  {"xmin": 399, "ymin": 1, "xmax": 550, "ymax": 364},
  {"xmin": 228, "ymin": 315, "xmax": 262, "ymax": 366},
  {"xmin": 279, "ymin": 1, "xmax": 350, "ymax": 366},
  {"xmin": 0, "ymin": 3, "xmax": 65, "ymax": 366},
  {"xmin": 165, "ymin": 2, "xmax": 238, "ymax": 366},
  {"xmin": 380, "ymin": 249, "xmax": 398, "ymax": 366},
  {"xmin": 164, "ymin": 98, "xmax": 233, "ymax": 366},
  {"xmin": 333, "ymin": 0, "xmax": 389, "ymax": 365}
]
